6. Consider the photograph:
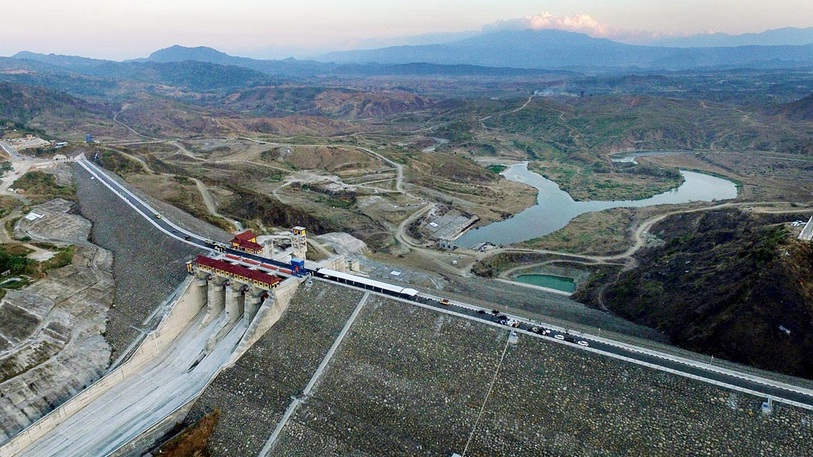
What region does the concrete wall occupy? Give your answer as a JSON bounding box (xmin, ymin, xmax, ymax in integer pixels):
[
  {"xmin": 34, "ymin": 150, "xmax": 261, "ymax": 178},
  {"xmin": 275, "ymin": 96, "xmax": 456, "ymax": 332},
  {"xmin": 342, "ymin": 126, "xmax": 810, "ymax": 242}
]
[
  {"xmin": 204, "ymin": 278, "xmax": 226, "ymax": 325},
  {"xmin": 319, "ymin": 254, "xmax": 347, "ymax": 272},
  {"xmin": 232, "ymin": 277, "xmax": 302, "ymax": 362},
  {"xmin": 224, "ymin": 283, "xmax": 243, "ymax": 324},
  {"xmin": 0, "ymin": 276, "xmax": 204, "ymax": 456},
  {"xmin": 107, "ymin": 400, "xmax": 196, "ymax": 457}
]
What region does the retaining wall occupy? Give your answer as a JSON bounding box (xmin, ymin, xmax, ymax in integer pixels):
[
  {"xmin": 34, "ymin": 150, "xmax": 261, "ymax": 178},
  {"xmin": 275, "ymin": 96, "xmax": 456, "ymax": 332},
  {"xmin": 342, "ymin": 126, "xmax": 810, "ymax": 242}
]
[{"xmin": 0, "ymin": 276, "xmax": 204, "ymax": 456}]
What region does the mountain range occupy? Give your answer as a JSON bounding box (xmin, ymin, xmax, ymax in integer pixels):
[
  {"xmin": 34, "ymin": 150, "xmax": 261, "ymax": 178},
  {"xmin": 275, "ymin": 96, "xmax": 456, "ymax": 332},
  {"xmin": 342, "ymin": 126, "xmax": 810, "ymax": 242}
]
[
  {"xmin": 316, "ymin": 29, "xmax": 813, "ymax": 70},
  {"xmin": 4, "ymin": 27, "xmax": 813, "ymax": 88},
  {"xmin": 646, "ymin": 27, "xmax": 813, "ymax": 48}
]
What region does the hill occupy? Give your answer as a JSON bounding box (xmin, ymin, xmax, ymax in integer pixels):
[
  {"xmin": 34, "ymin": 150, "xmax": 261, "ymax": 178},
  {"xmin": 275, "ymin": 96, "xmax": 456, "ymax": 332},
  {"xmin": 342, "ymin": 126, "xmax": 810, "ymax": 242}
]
[
  {"xmin": 0, "ymin": 81, "xmax": 111, "ymax": 124},
  {"xmin": 769, "ymin": 93, "xmax": 813, "ymax": 121},
  {"xmin": 4, "ymin": 53, "xmax": 271, "ymax": 92},
  {"xmin": 146, "ymin": 45, "xmax": 334, "ymax": 76},
  {"xmin": 146, "ymin": 45, "xmax": 236, "ymax": 65},
  {"xmin": 576, "ymin": 209, "xmax": 813, "ymax": 378}
]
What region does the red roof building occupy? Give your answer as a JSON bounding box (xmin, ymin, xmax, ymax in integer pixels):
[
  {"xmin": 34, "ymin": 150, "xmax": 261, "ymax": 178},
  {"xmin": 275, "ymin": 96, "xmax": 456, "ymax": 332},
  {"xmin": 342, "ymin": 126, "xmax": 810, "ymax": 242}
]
[
  {"xmin": 233, "ymin": 230, "xmax": 257, "ymax": 242},
  {"xmin": 231, "ymin": 230, "xmax": 263, "ymax": 254},
  {"xmin": 194, "ymin": 255, "xmax": 282, "ymax": 288}
]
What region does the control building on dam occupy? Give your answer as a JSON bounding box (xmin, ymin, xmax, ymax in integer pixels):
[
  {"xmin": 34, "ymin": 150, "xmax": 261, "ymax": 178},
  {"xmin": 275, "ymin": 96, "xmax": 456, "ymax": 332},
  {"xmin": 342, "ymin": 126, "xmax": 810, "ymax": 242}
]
[{"xmin": 189, "ymin": 254, "xmax": 283, "ymax": 329}]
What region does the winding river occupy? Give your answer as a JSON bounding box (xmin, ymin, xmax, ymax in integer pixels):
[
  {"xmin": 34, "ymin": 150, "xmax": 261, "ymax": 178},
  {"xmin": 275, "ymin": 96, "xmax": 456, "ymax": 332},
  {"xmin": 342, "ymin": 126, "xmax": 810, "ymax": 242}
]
[{"xmin": 456, "ymin": 162, "xmax": 738, "ymax": 247}]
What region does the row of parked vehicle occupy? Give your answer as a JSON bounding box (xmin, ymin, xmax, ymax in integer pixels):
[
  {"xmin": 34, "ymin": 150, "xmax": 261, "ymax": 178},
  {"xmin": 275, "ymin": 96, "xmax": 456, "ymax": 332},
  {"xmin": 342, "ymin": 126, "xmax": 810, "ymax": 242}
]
[
  {"xmin": 437, "ymin": 298, "xmax": 590, "ymax": 348},
  {"xmin": 523, "ymin": 323, "xmax": 589, "ymax": 347}
]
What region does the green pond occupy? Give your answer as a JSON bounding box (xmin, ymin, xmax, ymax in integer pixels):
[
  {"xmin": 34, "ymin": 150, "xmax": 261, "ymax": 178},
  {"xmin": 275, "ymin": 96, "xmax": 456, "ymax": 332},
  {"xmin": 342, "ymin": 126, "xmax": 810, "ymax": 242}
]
[{"xmin": 514, "ymin": 274, "xmax": 576, "ymax": 293}]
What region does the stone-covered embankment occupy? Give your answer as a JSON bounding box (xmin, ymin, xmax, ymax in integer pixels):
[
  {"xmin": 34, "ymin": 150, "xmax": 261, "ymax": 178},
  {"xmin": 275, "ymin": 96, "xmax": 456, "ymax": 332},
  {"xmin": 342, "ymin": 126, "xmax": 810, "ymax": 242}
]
[
  {"xmin": 73, "ymin": 163, "xmax": 221, "ymax": 357},
  {"xmin": 192, "ymin": 284, "xmax": 813, "ymax": 456},
  {"xmin": 185, "ymin": 281, "xmax": 364, "ymax": 455}
]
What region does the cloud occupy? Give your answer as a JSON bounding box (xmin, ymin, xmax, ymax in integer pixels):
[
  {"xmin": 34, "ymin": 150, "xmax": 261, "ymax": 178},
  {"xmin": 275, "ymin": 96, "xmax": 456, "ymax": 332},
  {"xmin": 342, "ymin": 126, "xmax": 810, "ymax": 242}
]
[{"xmin": 484, "ymin": 12, "xmax": 655, "ymax": 42}]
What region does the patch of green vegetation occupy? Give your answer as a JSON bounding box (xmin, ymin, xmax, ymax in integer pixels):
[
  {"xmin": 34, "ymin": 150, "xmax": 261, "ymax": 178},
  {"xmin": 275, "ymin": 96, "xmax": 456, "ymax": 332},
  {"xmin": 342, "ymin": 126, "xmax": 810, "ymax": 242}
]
[
  {"xmin": 172, "ymin": 175, "xmax": 194, "ymax": 185},
  {"xmin": 145, "ymin": 154, "xmax": 186, "ymax": 175},
  {"xmin": 0, "ymin": 196, "xmax": 20, "ymax": 218},
  {"xmin": 520, "ymin": 208, "xmax": 635, "ymax": 255},
  {"xmin": 259, "ymin": 149, "xmax": 279, "ymax": 161},
  {"xmin": 529, "ymin": 161, "xmax": 683, "ymax": 201},
  {"xmin": 42, "ymin": 245, "xmax": 75, "ymax": 271},
  {"xmin": 750, "ymin": 225, "xmax": 788, "ymax": 267},
  {"xmin": 0, "ymin": 245, "xmax": 36, "ymax": 276},
  {"xmin": 435, "ymin": 121, "xmax": 475, "ymax": 144},
  {"xmin": 294, "ymin": 183, "xmax": 356, "ymax": 209},
  {"xmin": 472, "ymin": 252, "xmax": 549, "ymax": 278},
  {"xmin": 0, "ymin": 161, "xmax": 11, "ymax": 178},
  {"xmin": 12, "ymin": 170, "xmax": 76, "ymax": 201},
  {"xmin": 96, "ymin": 150, "xmax": 145, "ymax": 176},
  {"xmin": 0, "ymin": 277, "xmax": 29, "ymax": 290},
  {"xmin": 4, "ymin": 216, "xmax": 21, "ymax": 238},
  {"xmin": 486, "ymin": 164, "xmax": 507, "ymax": 174},
  {"xmin": 0, "ymin": 243, "xmax": 75, "ymax": 292},
  {"xmin": 461, "ymin": 142, "xmax": 498, "ymax": 155}
]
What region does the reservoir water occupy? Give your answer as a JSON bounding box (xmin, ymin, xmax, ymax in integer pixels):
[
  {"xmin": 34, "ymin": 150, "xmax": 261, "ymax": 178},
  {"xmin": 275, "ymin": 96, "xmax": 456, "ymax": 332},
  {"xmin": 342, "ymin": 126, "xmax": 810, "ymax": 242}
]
[
  {"xmin": 514, "ymin": 274, "xmax": 576, "ymax": 293},
  {"xmin": 456, "ymin": 162, "xmax": 738, "ymax": 247}
]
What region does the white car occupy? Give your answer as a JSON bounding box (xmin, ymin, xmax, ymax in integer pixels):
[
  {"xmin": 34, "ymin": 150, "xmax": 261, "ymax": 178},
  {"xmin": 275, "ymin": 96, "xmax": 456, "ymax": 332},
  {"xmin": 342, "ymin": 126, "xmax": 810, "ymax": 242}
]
[
  {"xmin": 577, "ymin": 340, "xmax": 589, "ymax": 347},
  {"xmin": 554, "ymin": 334, "xmax": 565, "ymax": 340}
]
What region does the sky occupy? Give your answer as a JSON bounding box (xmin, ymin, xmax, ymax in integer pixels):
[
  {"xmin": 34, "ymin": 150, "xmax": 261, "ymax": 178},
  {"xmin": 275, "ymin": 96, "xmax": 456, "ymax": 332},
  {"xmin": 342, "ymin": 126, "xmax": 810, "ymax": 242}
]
[{"xmin": 2, "ymin": 0, "xmax": 813, "ymax": 60}]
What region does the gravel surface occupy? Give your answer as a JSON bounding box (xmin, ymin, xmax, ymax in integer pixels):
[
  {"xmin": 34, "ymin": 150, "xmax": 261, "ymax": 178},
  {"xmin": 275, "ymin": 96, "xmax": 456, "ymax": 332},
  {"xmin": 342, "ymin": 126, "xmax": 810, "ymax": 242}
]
[
  {"xmin": 269, "ymin": 295, "xmax": 813, "ymax": 456},
  {"xmin": 186, "ymin": 280, "xmax": 364, "ymax": 456},
  {"xmin": 73, "ymin": 163, "xmax": 207, "ymax": 356},
  {"xmin": 274, "ymin": 294, "xmax": 503, "ymax": 456}
]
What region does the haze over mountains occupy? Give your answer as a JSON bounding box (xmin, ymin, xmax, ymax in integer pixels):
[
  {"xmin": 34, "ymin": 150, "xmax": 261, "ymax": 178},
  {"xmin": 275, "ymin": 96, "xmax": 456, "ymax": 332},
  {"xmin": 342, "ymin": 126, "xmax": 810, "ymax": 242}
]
[
  {"xmin": 4, "ymin": 27, "xmax": 813, "ymax": 77},
  {"xmin": 316, "ymin": 29, "xmax": 813, "ymax": 70},
  {"xmin": 646, "ymin": 26, "xmax": 813, "ymax": 48}
]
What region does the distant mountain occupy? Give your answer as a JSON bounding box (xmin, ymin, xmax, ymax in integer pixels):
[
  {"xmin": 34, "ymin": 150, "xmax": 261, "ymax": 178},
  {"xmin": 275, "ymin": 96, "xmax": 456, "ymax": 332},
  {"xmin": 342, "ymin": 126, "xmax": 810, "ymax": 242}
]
[
  {"xmin": 146, "ymin": 45, "xmax": 235, "ymax": 65},
  {"xmin": 144, "ymin": 45, "xmax": 334, "ymax": 76},
  {"xmin": 650, "ymin": 27, "xmax": 813, "ymax": 48},
  {"xmin": 6, "ymin": 52, "xmax": 271, "ymax": 91},
  {"xmin": 331, "ymin": 62, "xmax": 563, "ymax": 77},
  {"xmin": 12, "ymin": 51, "xmax": 113, "ymax": 72},
  {"xmin": 317, "ymin": 29, "xmax": 813, "ymax": 70}
]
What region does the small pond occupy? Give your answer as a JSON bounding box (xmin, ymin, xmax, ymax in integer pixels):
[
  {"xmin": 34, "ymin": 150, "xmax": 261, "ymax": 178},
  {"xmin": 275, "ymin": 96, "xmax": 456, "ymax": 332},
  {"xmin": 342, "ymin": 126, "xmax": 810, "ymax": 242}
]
[{"xmin": 513, "ymin": 274, "xmax": 576, "ymax": 293}]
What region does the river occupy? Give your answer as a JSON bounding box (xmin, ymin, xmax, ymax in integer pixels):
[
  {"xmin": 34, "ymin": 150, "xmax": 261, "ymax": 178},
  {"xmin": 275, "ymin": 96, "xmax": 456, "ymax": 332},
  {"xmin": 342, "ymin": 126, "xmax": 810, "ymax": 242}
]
[{"xmin": 456, "ymin": 162, "xmax": 737, "ymax": 247}]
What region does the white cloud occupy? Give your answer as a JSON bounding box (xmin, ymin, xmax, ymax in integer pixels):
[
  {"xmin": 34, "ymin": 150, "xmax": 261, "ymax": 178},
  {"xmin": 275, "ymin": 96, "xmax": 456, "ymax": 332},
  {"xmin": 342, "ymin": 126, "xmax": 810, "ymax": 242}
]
[
  {"xmin": 529, "ymin": 12, "xmax": 611, "ymax": 37},
  {"xmin": 486, "ymin": 12, "xmax": 610, "ymax": 36},
  {"xmin": 484, "ymin": 11, "xmax": 658, "ymax": 43}
]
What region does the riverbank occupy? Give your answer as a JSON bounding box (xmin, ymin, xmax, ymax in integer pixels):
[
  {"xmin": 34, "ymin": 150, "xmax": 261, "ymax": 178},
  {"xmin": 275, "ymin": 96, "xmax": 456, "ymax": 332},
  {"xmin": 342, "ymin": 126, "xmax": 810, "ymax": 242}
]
[{"xmin": 458, "ymin": 162, "xmax": 737, "ymax": 247}]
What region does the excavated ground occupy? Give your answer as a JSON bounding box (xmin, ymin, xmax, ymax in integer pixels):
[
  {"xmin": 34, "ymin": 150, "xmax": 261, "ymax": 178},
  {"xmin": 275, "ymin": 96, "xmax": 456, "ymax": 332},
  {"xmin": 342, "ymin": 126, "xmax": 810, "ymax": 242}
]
[
  {"xmin": 0, "ymin": 198, "xmax": 112, "ymax": 444},
  {"xmin": 0, "ymin": 162, "xmax": 230, "ymax": 446}
]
